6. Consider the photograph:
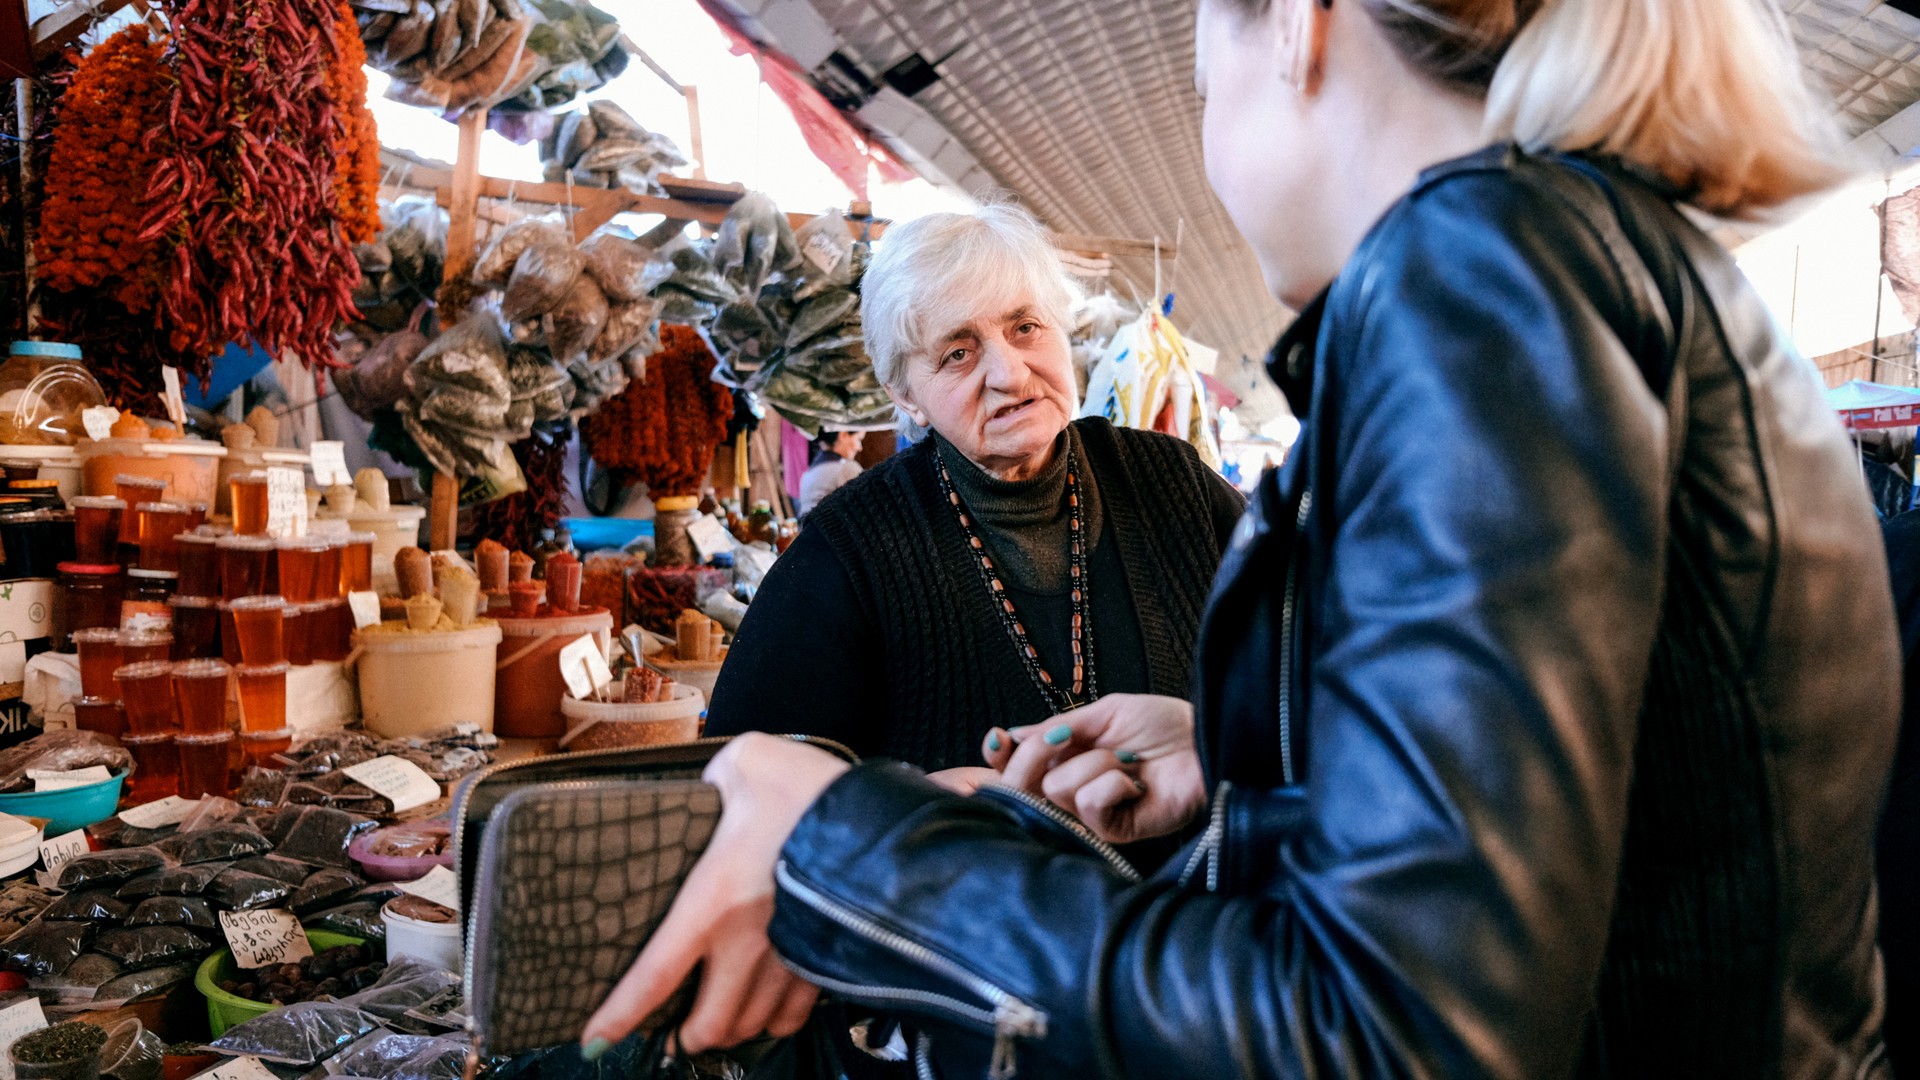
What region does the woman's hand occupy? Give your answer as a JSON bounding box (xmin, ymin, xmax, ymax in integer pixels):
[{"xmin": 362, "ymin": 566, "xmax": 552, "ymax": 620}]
[
  {"xmin": 980, "ymin": 693, "xmax": 1207, "ymax": 844},
  {"xmin": 579, "ymin": 734, "xmax": 851, "ymax": 1059},
  {"xmin": 925, "ymin": 766, "xmax": 1004, "ymax": 795}
]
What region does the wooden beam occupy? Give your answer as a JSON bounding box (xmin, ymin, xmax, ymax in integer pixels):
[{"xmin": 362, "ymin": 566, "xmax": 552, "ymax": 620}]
[
  {"xmin": 684, "ymin": 86, "xmax": 706, "ymax": 181},
  {"xmin": 443, "ymin": 111, "xmax": 488, "ymax": 279},
  {"xmin": 430, "ymin": 472, "xmax": 459, "ymax": 552},
  {"xmin": 1054, "ymin": 233, "xmax": 1177, "ymax": 260},
  {"xmin": 658, "ymin": 175, "xmax": 744, "ymax": 203},
  {"xmin": 29, "ymin": 0, "xmax": 134, "ymax": 61}
]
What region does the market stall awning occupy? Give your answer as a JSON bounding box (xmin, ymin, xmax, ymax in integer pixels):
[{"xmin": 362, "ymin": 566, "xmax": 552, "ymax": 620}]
[{"xmin": 1830, "ymin": 378, "xmax": 1920, "ymax": 429}]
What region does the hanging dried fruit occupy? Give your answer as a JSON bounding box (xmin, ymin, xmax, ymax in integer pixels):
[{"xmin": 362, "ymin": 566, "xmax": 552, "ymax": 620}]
[
  {"xmin": 582, "ymin": 324, "xmax": 733, "ymax": 499},
  {"xmin": 325, "ymin": 0, "xmax": 381, "ymax": 245}
]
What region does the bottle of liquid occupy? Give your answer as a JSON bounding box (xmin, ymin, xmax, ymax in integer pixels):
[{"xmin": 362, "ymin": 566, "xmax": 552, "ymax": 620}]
[{"xmin": 748, "ymin": 501, "xmax": 777, "ymax": 547}]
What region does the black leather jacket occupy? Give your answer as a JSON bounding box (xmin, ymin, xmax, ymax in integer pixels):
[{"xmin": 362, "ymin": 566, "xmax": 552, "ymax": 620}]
[{"xmin": 768, "ymin": 147, "xmax": 1900, "ymax": 1079}]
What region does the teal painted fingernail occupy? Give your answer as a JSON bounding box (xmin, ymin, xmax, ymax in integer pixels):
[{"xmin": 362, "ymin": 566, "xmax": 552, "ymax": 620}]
[
  {"xmin": 1115, "ymin": 749, "xmax": 1140, "ymax": 764},
  {"xmin": 987, "ymin": 733, "xmax": 1002, "ymax": 752},
  {"xmin": 1044, "ymin": 724, "xmax": 1072, "ymax": 746},
  {"xmin": 581, "ymin": 1037, "xmax": 611, "ymax": 1062}
]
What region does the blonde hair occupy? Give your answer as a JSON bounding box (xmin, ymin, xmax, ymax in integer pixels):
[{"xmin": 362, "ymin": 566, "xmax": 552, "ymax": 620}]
[
  {"xmin": 862, "ymin": 203, "xmax": 1081, "ymax": 441},
  {"xmin": 1481, "ymin": 0, "xmax": 1851, "ymax": 217}
]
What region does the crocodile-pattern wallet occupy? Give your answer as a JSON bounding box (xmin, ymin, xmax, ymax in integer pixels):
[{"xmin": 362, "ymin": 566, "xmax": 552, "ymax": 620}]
[{"xmin": 468, "ymin": 779, "xmax": 722, "ymax": 1057}]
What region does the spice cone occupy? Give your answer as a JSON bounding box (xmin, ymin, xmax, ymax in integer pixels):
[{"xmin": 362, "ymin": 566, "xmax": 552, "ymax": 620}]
[
  {"xmin": 440, "ymin": 568, "xmax": 480, "ymax": 628},
  {"xmin": 405, "ymin": 594, "xmax": 444, "ymax": 631},
  {"xmin": 325, "ymin": 484, "xmax": 357, "ymax": 516}
]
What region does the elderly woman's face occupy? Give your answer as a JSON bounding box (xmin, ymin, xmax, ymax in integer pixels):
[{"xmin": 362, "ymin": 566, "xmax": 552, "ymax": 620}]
[{"xmin": 894, "ymin": 299, "xmax": 1077, "ymax": 479}]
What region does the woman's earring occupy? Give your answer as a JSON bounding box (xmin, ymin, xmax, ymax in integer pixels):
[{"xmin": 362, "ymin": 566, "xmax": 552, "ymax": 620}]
[{"xmin": 1282, "ymin": 0, "xmax": 1331, "ymax": 96}]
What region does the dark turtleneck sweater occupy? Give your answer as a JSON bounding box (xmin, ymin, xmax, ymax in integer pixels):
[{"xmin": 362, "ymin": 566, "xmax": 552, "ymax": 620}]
[{"xmin": 705, "ymin": 417, "xmax": 1245, "ymax": 771}]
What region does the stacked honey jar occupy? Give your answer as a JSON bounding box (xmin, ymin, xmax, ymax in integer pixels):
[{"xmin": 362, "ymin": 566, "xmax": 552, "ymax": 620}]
[{"xmin": 63, "ymin": 470, "xmax": 376, "ymax": 803}]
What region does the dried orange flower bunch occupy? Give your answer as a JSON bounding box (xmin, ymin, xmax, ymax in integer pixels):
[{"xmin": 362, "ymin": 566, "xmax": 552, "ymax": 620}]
[{"xmin": 327, "ymin": 0, "xmax": 382, "ymax": 244}]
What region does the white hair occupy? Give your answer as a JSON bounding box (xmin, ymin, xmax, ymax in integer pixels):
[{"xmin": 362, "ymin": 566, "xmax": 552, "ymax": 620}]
[{"xmin": 862, "ymin": 203, "xmax": 1082, "ymax": 441}]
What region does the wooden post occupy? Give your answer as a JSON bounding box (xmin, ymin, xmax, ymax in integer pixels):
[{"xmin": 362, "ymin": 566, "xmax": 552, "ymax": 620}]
[
  {"xmin": 430, "ymin": 109, "xmax": 488, "ymax": 550},
  {"xmin": 684, "ymin": 86, "xmax": 706, "ymax": 180}
]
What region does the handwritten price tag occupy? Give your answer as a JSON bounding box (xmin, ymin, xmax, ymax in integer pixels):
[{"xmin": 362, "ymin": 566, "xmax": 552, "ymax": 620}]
[
  {"xmin": 0, "ymin": 998, "xmax": 48, "ymax": 1080},
  {"xmin": 29, "ymin": 766, "xmax": 111, "ymax": 791},
  {"xmin": 265, "ymin": 466, "xmax": 307, "ymax": 540},
  {"xmin": 160, "ymin": 366, "xmax": 186, "ymax": 428},
  {"xmin": 80, "ymin": 406, "xmax": 118, "ymax": 441},
  {"xmin": 687, "ymin": 515, "xmax": 736, "ymax": 562},
  {"xmin": 348, "ymin": 590, "xmax": 383, "ymax": 630},
  {"xmin": 119, "ymin": 796, "xmax": 198, "ymax": 829},
  {"xmin": 558, "ymin": 634, "xmax": 613, "ymax": 699},
  {"xmin": 220, "ymin": 909, "xmax": 312, "ymax": 970},
  {"xmin": 343, "ymin": 755, "xmax": 441, "ymax": 813},
  {"xmin": 204, "ymin": 1058, "xmax": 279, "ymax": 1080},
  {"xmin": 309, "ymin": 440, "xmax": 351, "ymax": 487},
  {"xmin": 37, "ymin": 830, "xmax": 86, "ymax": 877},
  {"xmin": 396, "ymin": 865, "xmax": 461, "ymax": 911}
]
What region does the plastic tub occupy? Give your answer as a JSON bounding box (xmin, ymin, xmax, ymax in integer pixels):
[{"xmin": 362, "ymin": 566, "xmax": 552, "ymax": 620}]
[
  {"xmin": 171, "ymin": 659, "xmax": 231, "ymax": 735},
  {"xmin": 121, "ymin": 733, "xmax": 178, "ymax": 803},
  {"xmin": 215, "ymin": 536, "xmax": 274, "ymax": 600},
  {"xmin": 348, "ymin": 819, "xmax": 453, "ymax": 882},
  {"xmin": 99, "ymin": 1018, "xmax": 162, "ymax": 1080},
  {"xmin": 78, "ymin": 438, "xmax": 225, "ymax": 506},
  {"xmin": 345, "ymin": 505, "xmax": 425, "ymax": 591},
  {"xmin": 649, "ymin": 648, "xmax": 729, "ymax": 702},
  {"xmin": 234, "ymin": 662, "xmax": 288, "ymax": 733},
  {"xmin": 0, "ymin": 769, "xmax": 128, "ymax": 835},
  {"xmin": 176, "ymin": 732, "xmax": 231, "ymax": 799},
  {"xmin": 213, "ymin": 448, "xmax": 308, "ymax": 517},
  {"xmin": 72, "ymin": 697, "xmax": 125, "ymax": 739},
  {"xmin": 0, "ymin": 445, "xmax": 81, "ymax": 501},
  {"xmin": 560, "ymin": 683, "xmax": 705, "ymax": 751},
  {"xmin": 355, "ymin": 622, "xmax": 502, "ymax": 738},
  {"xmin": 238, "ymin": 726, "xmax": 291, "ymax": 769},
  {"xmin": 493, "ymin": 609, "xmax": 613, "ymax": 739},
  {"xmin": 382, "ymin": 898, "xmax": 462, "ymax": 973},
  {"xmin": 194, "ymin": 930, "xmax": 364, "ymax": 1036}
]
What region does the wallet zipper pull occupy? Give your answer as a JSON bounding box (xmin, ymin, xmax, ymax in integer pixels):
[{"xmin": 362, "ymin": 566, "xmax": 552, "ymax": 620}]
[{"xmin": 989, "ymin": 999, "xmax": 1044, "ymax": 1080}]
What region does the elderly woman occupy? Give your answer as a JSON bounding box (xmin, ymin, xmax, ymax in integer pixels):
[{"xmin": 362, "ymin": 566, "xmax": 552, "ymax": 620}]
[{"xmin": 703, "ymin": 204, "xmax": 1243, "ymax": 773}]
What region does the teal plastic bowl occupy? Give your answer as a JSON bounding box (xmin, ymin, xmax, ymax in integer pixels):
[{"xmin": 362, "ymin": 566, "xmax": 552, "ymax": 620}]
[{"xmin": 0, "ymin": 769, "xmax": 128, "ymax": 835}]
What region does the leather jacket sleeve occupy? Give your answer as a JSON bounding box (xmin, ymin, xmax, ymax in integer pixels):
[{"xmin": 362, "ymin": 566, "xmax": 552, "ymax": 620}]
[{"xmin": 770, "ymin": 170, "xmax": 1676, "ymax": 1079}]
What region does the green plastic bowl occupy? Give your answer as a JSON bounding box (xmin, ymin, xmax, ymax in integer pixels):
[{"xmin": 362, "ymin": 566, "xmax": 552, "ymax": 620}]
[
  {"xmin": 0, "ymin": 769, "xmax": 127, "ymax": 835},
  {"xmin": 194, "ymin": 930, "xmax": 367, "ymax": 1036}
]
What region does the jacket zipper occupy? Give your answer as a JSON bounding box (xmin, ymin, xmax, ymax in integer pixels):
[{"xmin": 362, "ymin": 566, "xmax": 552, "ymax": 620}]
[
  {"xmin": 1276, "ymin": 487, "xmax": 1312, "ymax": 786},
  {"xmin": 776, "ymin": 860, "xmax": 1047, "ymax": 1079},
  {"xmin": 978, "ymin": 785, "xmax": 1142, "ymax": 883},
  {"xmin": 916, "ymin": 1032, "xmax": 937, "ymax": 1080},
  {"xmin": 1178, "ymin": 780, "xmax": 1233, "ymax": 891}
]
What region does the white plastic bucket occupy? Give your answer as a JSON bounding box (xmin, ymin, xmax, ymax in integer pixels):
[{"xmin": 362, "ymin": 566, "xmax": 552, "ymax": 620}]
[
  {"xmin": 346, "ymin": 505, "xmax": 426, "ymax": 593},
  {"xmin": 382, "ymin": 899, "xmax": 463, "ymax": 973},
  {"xmin": 559, "ymin": 683, "xmax": 705, "ymax": 751},
  {"xmin": 353, "ymin": 622, "xmax": 502, "ymax": 738},
  {"xmin": 650, "ymin": 648, "xmax": 728, "ymax": 701}
]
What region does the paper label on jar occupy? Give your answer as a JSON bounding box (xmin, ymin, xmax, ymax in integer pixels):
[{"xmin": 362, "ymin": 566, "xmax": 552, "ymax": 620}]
[
  {"xmin": 220, "ymin": 908, "xmax": 313, "ymax": 970},
  {"xmin": 265, "ymin": 466, "xmax": 307, "ymax": 540},
  {"xmin": 29, "ymin": 766, "xmax": 111, "ymax": 791},
  {"xmin": 558, "ymin": 634, "xmax": 613, "ymax": 699},
  {"xmin": 348, "ymin": 590, "xmax": 383, "ymax": 630},
  {"xmin": 80, "ymin": 406, "xmax": 119, "ymax": 441},
  {"xmin": 343, "ymin": 755, "xmax": 441, "ymax": 813},
  {"xmin": 0, "ymin": 997, "xmax": 48, "ymax": 1080},
  {"xmin": 119, "ymin": 600, "xmax": 172, "ymax": 633},
  {"xmin": 309, "ymin": 440, "xmax": 351, "ymax": 487},
  {"xmin": 37, "ymin": 830, "xmax": 87, "ymax": 877},
  {"xmin": 204, "ymin": 1058, "xmax": 279, "ymax": 1080},
  {"xmin": 119, "ymin": 795, "xmax": 199, "ymax": 829},
  {"xmin": 396, "ymin": 865, "xmax": 462, "ymax": 911},
  {"xmin": 686, "ymin": 514, "xmax": 736, "ymax": 562},
  {"xmin": 160, "ymin": 365, "xmax": 186, "ymax": 428}
]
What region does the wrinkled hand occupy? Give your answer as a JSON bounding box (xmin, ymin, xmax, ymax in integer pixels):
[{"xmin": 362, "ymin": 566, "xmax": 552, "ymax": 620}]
[
  {"xmin": 981, "ymin": 694, "xmax": 1206, "ymax": 845},
  {"xmin": 926, "ymin": 766, "xmax": 1003, "ymax": 795},
  {"xmin": 580, "ymin": 734, "xmax": 851, "ymax": 1058}
]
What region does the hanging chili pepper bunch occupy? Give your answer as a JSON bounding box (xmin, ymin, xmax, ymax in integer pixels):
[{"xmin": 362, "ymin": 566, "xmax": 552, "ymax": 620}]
[
  {"xmin": 138, "ymin": 0, "xmax": 362, "ymax": 377},
  {"xmin": 468, "ymin": 425, "xmax": 573, "ymax": 553},
  {"xmin": 582, "ymin": 324, "xmax": 733, "ymax": 499}
]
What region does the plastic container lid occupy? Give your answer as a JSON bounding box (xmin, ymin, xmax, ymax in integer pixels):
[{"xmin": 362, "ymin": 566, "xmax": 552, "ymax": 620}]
[
  {"xmin": 133, "ymin": 501, "xmax": 191, "ymax": 515},
  {"xmin": 175, "ymin": 731, "xmax": 232, "ymax": 746},
  {"xmin": 171, "ymin": 658, "xmax": 230, "ymax": 678},
  {"xmin": 56, "ymin": 561, "xmax": 121, "ymax": 577},
  {"xmin": 235, "ymin": 661, "xmax": 290, "ymax": 676},
  {"xmin": 276, "ymin": 536, "xmax": 331, "ymax": 552},
  {"xmin": 300, "ymin": 598, "xmax": 343, "ymax": 614},
  {"xmin": 345, "ymin": 532, "xmax": 379, "ymax": 544},
  {"xmin": 120, "ymin": 629, "xmax": 172, "ymax": 647},
  {"xmin": 170, "ymin": 595, "xmax": 218, "ymax": 610},
  {"xmin": 112, "ymin": 660, "xmax": 173, "ymax": 680},
  {"xmin": 70, "ymin": 627, "xmax": 120, "ymax": 646},
  {"xmin": 239, "ymin": 726, "xmax": 293, "ymax": 741},
  {"xmin": 352, "ymin": 623, "xmax": 503, "ymax": 652},
  {"xmin": 126, "ymin": 569, "xmax": 178, "ymax": 582},
  {"xmin": 120, "ymin": 731, "xmax": 176, "ymax": 745},
  {"xmin": 9, "ymin": 341, "xmax": 82, "ymax": 360},
  {"xmin": 67, "ymin": 496, "xmax": 125, "ymax": 510},
  {"xmin": 114, "ymin": 474, "xmax": 169, "ymax": 490},
  {"xmin": 178, "ymin": 531, "xmax": 218, "ymax": 547},
  {"xmin": 228, "ymin": 595, "xmax": 286, "ymax": 612},
  {"xmin": 228, "ymin": 471, "xmax": 269, "ymax": 485},
  {"xmin": 215, "ymin": 536, "xmax": 275, "ymax": 552},
  {"xmin": 495, "ymin": 608, "xmax": 612, "ymax": 636}
]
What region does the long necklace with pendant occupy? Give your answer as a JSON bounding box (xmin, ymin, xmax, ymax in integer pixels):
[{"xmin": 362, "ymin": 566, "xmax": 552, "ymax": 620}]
[{"xmin": 936, "ymin": 444, "xmax": 1096, "ymax": 714}]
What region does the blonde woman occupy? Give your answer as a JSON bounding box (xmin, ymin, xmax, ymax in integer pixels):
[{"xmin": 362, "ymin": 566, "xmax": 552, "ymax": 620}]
[{"xmin": 583, "ymin": 0, "xmax": 1900, "ymax": 1076}]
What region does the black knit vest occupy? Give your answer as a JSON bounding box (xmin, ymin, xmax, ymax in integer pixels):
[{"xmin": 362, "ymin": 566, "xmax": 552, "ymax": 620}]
[{"xmin": 807, "ymin": 418, "xmax": 1224, "ymax": 769}]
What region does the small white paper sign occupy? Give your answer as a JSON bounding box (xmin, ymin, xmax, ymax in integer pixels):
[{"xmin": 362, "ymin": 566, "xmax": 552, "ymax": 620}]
[
  {"xmin": 204, "ymin": 1058, "xmax": 279, "ymax": 1080},
  {"xmin": 687, "ymin": 515, "xmax": 736, "ymax": 562},
  {"xmin": 119, "ymin": 795, "xmax": 199, "ymax": 829},
  {"xmin": 37, "ymin": 830, "xmax": 87, "ymax": 877},
  {"xmin": 396, "ymin": 865, "xmax": 461, "ymax": 911},
  {"xmin": 29, "ymin": 766, "xmax": 111, "ymax": 791},
  {"xmin": 558, "ymin": 634, "xmax": 613, "ymax": 699},
  {"xmin": 159, "ymin": 365, "xmax": 187, "ymax": 428},
  {"xmin": 80, "ymin": 406, "xmax": 119, "ymax": 441},
  {"xmin": 0, "ymin": 998, "xmax": 48, "ymax": 1080},
  {"xmin": 265, "ymin": 466, "xmax": 307, "ymax": 540},
  {"xmin": 802, "ymin": 230, "xmax": 843, "ymax": 273},
  {"xmin": 220, "ymin": 908, "xmax": 313, "ymax": 970},
  {"xmin": 348, "ymin": 590, "xmax": 383, "ymax": 630},
  {"xmin": 309, "ymin": 440, "xmax": 351, "ymax": 487},
  {"xmin": 343, "ymin": 755, "xmax": 441, "ymax": 813}
]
